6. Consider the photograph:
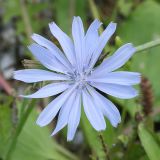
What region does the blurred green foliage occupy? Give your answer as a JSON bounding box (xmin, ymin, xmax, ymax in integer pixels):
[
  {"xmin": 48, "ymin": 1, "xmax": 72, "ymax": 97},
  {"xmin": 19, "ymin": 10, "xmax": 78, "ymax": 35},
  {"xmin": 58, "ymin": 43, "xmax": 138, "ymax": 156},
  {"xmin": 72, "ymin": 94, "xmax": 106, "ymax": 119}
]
[
  {"xmin": 138, "ymin": 123, "xmax": 160, "ymax": 160},
  {"xmin": 0, "ymin": 96, "xmax": 13, "ymax": 158},
  {"xmin": 12, "ymin": 107, "xmax": 78, "ymax": 160},
  {"xmin": 117, "ymin": 0, "xmax": 160, "ymax": 105},
  {"xmin": 0, "ymin": 0, "xmax": 160, "ymax": 160}
]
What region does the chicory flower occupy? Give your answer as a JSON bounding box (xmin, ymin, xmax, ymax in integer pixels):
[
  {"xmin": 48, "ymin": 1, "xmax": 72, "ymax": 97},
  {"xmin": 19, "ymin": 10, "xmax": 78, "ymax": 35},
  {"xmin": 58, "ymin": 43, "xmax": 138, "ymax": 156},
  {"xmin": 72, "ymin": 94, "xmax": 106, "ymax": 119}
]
[{"xmin": 14, "ymin": 17, "xmax": 140, "ymax": 141}]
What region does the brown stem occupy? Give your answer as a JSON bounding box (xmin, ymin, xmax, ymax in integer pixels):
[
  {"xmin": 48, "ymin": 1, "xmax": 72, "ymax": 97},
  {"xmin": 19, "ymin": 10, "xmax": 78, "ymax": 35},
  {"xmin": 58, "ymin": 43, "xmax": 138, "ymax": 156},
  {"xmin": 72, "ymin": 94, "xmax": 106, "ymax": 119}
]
[
  {"xmin": 140, "ymin": 76, "xmax": 153, "ymax": 115},
  {"xmin": 98, "ymin": 133, "xmax": 110, "ymax": 160}
]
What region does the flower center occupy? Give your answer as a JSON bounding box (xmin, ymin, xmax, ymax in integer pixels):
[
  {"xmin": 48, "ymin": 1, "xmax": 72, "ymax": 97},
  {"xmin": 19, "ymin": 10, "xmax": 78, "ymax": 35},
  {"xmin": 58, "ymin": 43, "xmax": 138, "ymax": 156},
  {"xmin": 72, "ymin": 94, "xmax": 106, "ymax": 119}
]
[{"xmin": 69, "ymin": 71, "xmax": 89, "ymax": 89}]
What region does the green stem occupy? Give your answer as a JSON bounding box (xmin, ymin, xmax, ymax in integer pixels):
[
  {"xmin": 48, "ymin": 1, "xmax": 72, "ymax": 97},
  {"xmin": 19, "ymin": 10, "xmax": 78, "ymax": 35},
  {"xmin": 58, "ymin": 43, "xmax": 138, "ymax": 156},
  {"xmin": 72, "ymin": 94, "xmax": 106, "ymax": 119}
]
[
  {"xmin": 69, "ymin": 0, "xmax": 75, "ymax": 25},
  {"xmin": 88, "ymin": 0, "xmax": 103, "ymax": 33},
  {"xmin": 88, "ymin": 0, "xmax": 110, "ymax": 53},
  {"xmin": 20, "ymin": 0, "xmax": 33, "ymax": 43},
  {"xmin": 136, "ymin": 39, "xmax": 160, "ymax": 53},
  {"xmin": 5, "ymin": 100, "xmax": 36, "ymax": 160}
]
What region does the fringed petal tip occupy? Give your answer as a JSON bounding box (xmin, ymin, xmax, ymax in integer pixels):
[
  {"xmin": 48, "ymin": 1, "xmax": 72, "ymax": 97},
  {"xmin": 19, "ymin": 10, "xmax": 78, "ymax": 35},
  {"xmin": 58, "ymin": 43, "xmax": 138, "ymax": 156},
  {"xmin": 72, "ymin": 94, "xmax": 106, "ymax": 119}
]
[
  {"xmin": 31, "ymin": 33, "xmax": 36, "ymax": 38},
  {"xmin": 94, "ymin": 18, "xmax": 102, "ymax": 25},
  {"xmin": 31, "ymin": 33, "xmax": 41, "ymax": 42},
  {"xmin": 107, "ymin": 22, "xmax": 117, "ymax": 32},
  {"xmin": 49, "ymin": 21, "xmax": 56, "ymax": 28},
  {"xmin": 13, "ymin": 70, "xmax": 22, "ymax": 77},
  {"xmin": 67, "ymin": 132, "xmax": 77, "ymax": 141},
  {"xmin": 19, "ymin": 94, "xmax": 44, "ymax": 99},
  {"xmin": 50, "ymin": 130, "xmax": 58, "ymax": 137},
  {"xmin": 12, "ymin": 71, "xmax": 16, "ymax": 79},
  {"xmin": 133, "ymin": 89, "xmax": 139, "ymax": 97},
  {"xmin": 67, "ymin": 137, "xmax": 72, "ymax": 142},
  {"xmin": 13, "ymin": 71, "xmax": 24, "ymax": 82},
  {"xmin": 137, "ymin": 75, "xmax": 142, "ymax": 85},
  {"xmin": 112, "ymin": 120, "xmax": 121, "ymax": 128},
  {"xmin": 19, "ymin": 95, "xmax": 31, "ymax": 98},
  {"xmin": 109, "ymin": 21, "xmax": 117, "ymax": 26},
  {"xmin": 73, "ymin": 16, "xmax": 80, "ymax": 20},
  {"xmin": 110, "ymin": 115, "xmax": 121, "ymax": 128},
  {"xmin": 97, "ymin": 127, "xmax": 106, "ymax": 132},
  {"xmin": 36, "ymin": 120, "xmax": 44, "ymax": 127},
  {"xmin": 27, "ymin": 44, "xmax": 32, "ymax": 49},
  {"xmin": 50, "ymin": 129, "xmax": 57, "ymax": 137},
  {"xmin": 126, "ymin": 43, "xmax": 136, "ymax": 53}
]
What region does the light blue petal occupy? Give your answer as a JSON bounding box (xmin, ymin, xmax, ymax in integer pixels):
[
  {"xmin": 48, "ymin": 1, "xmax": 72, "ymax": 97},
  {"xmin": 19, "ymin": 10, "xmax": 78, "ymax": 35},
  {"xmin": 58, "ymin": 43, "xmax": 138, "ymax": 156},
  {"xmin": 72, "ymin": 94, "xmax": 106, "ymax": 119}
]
[
  {"xmin": 13, "ymin": 69, "xmax": 69, "ymax": 83},
  {"xmin": 31, "ymin": 34, "xmax": 73, "ymax": 72},
  {"xmin": 87, "ymin": 85, "xmax": 121, "ymax": 127},
  {"xmin": 92, "ymin": 43, "xmax": 136, "ymax": 75},
  {"xmin": 85, "ymin": 19, "xmax": 102, "ymax": 67},
  {"xmin": 20, "ymin": 83, "xmax": 70, "ymax": 98},
  {"xmin": 49, "ymin": 22, "xmax": 76, "ymax": 66},
  {"xmin": 67, "ymin": 91, "xmax": 81, "ymax": 141},
  {"xmin": 51, "ymin": 90, "xmax": 76, "ymax": 136},
  {"xmin": 28, "ymin": 43, "xmax": 67, "ymax": 73},
  {"xmin": 91, "ymin": 82, "xmax": 138, "ymax": 99},
  {"xmin": 89, "ymin": 22, "xmax": 117, "ymax": 69},
  {"xmin": 72, "ymin": 16, "xmax": 85, "ymax": 71},
  {"xmin": 88, "ymin": 71, "xmax": 141, "ymax": 86},
  {"xmin": 36, "ymin": 84, "xmax": 77, "ymax": 127},
  {"xmin": 82, "ymin": 89, "xmax": 106, "ymax": 131}
]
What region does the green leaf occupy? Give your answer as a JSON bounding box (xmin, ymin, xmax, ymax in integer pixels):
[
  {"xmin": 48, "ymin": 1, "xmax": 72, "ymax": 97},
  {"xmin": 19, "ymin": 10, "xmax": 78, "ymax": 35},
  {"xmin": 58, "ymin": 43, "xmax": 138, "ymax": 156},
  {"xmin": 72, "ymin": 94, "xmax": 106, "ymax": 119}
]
[
  {"xmin": 124, "ymin": 143, "xmax": 149, "ymax": 160},
  {"xmin": 0, "ymin": 96, "xmax": 14, "ymax": 159},
  {"xmin": 138, "ymin": 123, "xmax": 160, "ymax": 160},
  {"xmin": 11, "ymin": 108, "xmax": 79, "ymax": 160},
  {"xmin": 102, "ymin": 120, "xmax": 115, "ymax": 147}
]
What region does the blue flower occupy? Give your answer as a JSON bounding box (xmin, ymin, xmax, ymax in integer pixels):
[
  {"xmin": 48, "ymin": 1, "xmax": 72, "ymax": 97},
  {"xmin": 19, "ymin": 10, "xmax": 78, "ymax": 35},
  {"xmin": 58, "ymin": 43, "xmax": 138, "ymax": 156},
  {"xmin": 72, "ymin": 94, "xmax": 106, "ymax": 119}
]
[{"xmin": 14, "ymin": 17, "xmax": 140, "ymax": 141}]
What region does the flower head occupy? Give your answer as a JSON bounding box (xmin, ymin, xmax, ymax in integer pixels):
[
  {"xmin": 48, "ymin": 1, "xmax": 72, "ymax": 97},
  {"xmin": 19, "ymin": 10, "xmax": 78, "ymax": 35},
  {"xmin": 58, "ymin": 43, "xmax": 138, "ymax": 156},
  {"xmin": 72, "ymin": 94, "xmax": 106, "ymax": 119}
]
[{"xmin": 14, "ymin": 16, "xmax": 140, "ymax": 141}]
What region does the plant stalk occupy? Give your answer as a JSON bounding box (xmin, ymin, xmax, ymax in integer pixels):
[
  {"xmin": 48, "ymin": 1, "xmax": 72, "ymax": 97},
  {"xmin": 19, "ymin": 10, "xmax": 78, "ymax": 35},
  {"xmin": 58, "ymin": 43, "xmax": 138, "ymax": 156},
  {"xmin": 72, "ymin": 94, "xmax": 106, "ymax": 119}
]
[
  {"xmin": 136, "ymin": 39, "xmax": 160, "ymax": 53},
  {"xmin": 20, "ymin": 0, "xmax": 33, "ymax": 42},
  {"xmin": 98, "ymin": 133, "xmax": 110, "ymax": 160},
  {"xmin": 88, "ymin": 0, "xmax": 103, "ymax": 33}
]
